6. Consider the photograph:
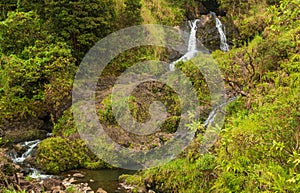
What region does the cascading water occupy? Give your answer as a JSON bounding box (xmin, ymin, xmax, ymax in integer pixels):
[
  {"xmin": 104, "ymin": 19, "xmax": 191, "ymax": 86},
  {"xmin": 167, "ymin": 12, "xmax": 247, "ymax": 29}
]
[
  {"xmin": 9, "ymin": 139, "xmax": 52, "ymax": 179},
  {"xmin": 169, "ymin": 13, "xmax": 230, "ymax": 71},
  {"xmin": 11, "ymin": 139, "xmax": 41, "ymax": 163},
  {"xmin": 187, "ymin": 20, "xmax": 199, "ymax": 52},
  {"xmin": 29, "ymin": 168, "xmax": 52, "ymax": 179},
  {"xmin": 210, "ymin": 12, "xmax": 230, "ymax": 52},
  {"xmin": 169, "ymin": 19, "xmax": 200, "ymax": 71}
]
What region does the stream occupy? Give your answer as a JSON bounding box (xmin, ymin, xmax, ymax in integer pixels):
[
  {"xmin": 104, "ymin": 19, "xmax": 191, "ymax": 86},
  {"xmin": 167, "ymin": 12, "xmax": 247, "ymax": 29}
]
[
  {"xmin": 61, "ymin": 169, "xmax": 135, "ymax": 192},
  {"xmin": 8, "ymin": 138, "xmax": 135, "ymax": 192}
]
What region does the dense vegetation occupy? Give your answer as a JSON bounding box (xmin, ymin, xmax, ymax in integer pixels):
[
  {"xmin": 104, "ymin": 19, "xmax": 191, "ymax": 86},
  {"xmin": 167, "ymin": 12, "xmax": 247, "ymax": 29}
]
[
  {"xmin": 0, "ymin": 0, "xmax": 299, "ymax": 192},
  {"xmin": 122, "ymin": 0, "xmax": 300, "ymax": 192}
]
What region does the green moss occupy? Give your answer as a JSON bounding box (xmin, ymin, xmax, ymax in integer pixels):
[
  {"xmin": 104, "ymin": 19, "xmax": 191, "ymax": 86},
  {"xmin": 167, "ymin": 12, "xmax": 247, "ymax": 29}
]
[
  {"xmin": 161, "ymin": 116, "xmax": 180, "ymax": 133},
  {"xmin": 52, "ymin": 108, "xmax": 77, "ymax": 137},
  {"xmin": 35, "ymin": 137, "xmax": 109, "ymax": 174}
]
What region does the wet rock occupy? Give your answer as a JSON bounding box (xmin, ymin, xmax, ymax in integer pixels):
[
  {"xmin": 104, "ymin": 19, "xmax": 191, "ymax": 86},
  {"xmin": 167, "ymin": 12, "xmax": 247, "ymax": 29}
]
[
  {"xmin": 52, "ymin": 186, "xmax": 66, "ymax": 193},
  {"xmin": 96, "ymin": 188, "xmax": 107, "ymax": 193},
  {"xmin": 73, "ymin": 172, "xmax": 85, "ymax": 178},
  {"xmin": 16, "ymin": 172, "xmax": 23, "ymax": 178},
  {"xmin": 62, "ymin": 178, "xmax": 71, "ymax": 187},
  {"xmin": 69, "ymin": 177, "xmax": 77, "ymax": 183}
]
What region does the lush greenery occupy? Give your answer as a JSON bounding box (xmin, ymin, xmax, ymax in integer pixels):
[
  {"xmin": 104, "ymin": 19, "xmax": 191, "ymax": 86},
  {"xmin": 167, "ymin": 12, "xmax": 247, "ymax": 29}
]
[
  {"xmin": 0, "ymin": 0, "xmax": 198, "ymax": 176},
  {"xmin": 121, "ymin": 0, "xmax": 300, "ymax": 192},
  {"xmin": 0, "ymin": 0, "xmax": 299, "ymax": 192}
]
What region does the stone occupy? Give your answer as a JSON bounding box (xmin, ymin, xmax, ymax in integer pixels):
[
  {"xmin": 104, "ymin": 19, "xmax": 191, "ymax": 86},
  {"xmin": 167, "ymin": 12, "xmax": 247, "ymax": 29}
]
[
  {"xmin": 138, "ymin": 187, "xmax": 147, "ymax": 193},
  {"xmin": 89, "ymin": 179, "xmax": 94, "ymax": 182},
  {"xmin": 16, "ymin": 172, "xmax": 23, "ymax": 178},
  {"xmin": 51, "ymin": 186, "xmax": 61, "ymax": 191},
  {"xmin": 73, "ymin": 172, "xmax": 85, "ymax": 178},
  {"xmin": 69, "ymin": 177, "xmax": 77, "ymax": 183},
  {"xmin": 43, "ymin": 178, "xmax": 62, "ymax": 191},
  {"xmin": 96, "ymin": 188, "xmax": 107, "ymax": 193}
]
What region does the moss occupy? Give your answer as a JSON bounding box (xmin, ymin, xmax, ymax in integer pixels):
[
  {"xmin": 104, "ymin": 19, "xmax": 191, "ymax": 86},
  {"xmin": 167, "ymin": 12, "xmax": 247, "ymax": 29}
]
[
  {"xmin": 160, "ymin": 116, "xmax": 180, "ymax": 133},
  {"xmin": 35, "ymin": 137, "xmax": 109, "ymax": 174},
  {"xmin": 52, "ymin": 108, "xmax": 77, "ymax": 137}
]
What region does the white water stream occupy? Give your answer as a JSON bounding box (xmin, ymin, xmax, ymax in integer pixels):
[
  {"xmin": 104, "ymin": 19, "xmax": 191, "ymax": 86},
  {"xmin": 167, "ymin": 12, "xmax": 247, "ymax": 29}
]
[{"xmin": 9, "ymin": 139, "xmax": 52, "ymax": 179}]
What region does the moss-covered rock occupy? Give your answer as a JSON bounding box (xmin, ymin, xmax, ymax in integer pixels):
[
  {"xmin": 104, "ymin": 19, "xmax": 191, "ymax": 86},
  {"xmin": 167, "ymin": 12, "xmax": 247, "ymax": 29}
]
[
  {"xmin": 35, "ymin": 137, "xmax": 109, "ymax": 174},
  {"xmin": 52, "ymin": 108, "xmax": 77, "ymax": 137}
]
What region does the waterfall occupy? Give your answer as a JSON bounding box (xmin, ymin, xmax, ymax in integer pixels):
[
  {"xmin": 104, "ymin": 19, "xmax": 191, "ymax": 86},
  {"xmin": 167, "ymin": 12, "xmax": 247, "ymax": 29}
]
[
  {"xmin": 9, "ymin": 139, "xmax": 52, "ymax": 179},
  {"xmin": 169, "ymin": 19, "xmax": 200, "ymax": 71},
  {"xmin": 210, "ymin": 12, "xmax": 229, "ymax": 52},
  {"xmin": 187, "ymin": 19, "xmax": 200, "ymax": 52},
  {"xmin": 11, "ymin": 139, "xmax": 41, "ymax": 163},
  {"xmin": 169, "ymin": 13, "xmax": 230, "ymax": 71}
]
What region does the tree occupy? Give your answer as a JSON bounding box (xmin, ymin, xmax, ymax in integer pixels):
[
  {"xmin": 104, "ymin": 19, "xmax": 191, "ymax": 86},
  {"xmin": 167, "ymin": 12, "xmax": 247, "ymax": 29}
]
[
  {"xmin": 41, "ymin": 0, "xmax": 117, "ymax": 62},
  {"xmin": 0, "ymin": 11, "xmax": 42, "ymax": 56}
]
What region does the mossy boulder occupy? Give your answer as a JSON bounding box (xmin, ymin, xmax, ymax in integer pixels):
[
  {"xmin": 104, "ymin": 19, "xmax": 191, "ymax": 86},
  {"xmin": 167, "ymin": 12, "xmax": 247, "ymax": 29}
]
[{"xmin": 35, "ymin": 137, "xmax": 109, "ymax": 174}]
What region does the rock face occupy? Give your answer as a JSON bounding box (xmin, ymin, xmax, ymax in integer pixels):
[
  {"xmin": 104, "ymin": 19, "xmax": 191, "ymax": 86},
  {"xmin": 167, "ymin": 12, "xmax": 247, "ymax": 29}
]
[
  {"xmin": 185, "ymin": 0, "xmax": 223, "ymax": 20},
  {"xmin": 1, "ymin": 118, "xmax": 49, "ymax": 144}
]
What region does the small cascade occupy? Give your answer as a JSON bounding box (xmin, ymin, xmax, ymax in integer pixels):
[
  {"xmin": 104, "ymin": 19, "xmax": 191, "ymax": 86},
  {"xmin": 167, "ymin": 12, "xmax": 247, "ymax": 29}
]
[
  {"xmin": 169, "ymin": 19, "xmax": 200, "ymax": 71},
  {"xmin": 187, "ymin": 19, "xmax": 200, "ymax": 52},
  {"xmin": 11, "ymin": 139, "xmax": 41, "ymax": 163},
  {"xmin": 29, "ymin": 168, "xmax": 52, "ymax": 179},
  {"xmin": 210, "ymin": 12, "xmax": 230, "ymax": 52},
  {"xmin": 9, "ymin": 138, "xmax": 52, "ymax": 179}
]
